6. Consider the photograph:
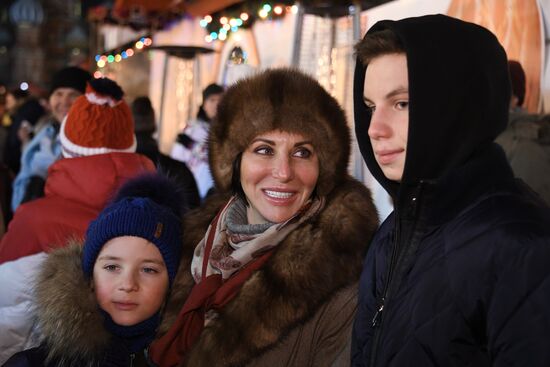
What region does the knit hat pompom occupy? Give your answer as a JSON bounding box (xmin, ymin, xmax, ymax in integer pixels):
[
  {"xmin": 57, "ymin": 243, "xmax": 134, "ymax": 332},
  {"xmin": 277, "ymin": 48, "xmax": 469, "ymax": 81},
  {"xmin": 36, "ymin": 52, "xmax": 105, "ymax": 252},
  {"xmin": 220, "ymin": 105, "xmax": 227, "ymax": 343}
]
[
  {"xmin": 82, "ymin": 173, "xmax": 185, "ymax": 285},
  {"xmin": 60, "ymin": 77, "xmax": 136, "ymax": 158}
]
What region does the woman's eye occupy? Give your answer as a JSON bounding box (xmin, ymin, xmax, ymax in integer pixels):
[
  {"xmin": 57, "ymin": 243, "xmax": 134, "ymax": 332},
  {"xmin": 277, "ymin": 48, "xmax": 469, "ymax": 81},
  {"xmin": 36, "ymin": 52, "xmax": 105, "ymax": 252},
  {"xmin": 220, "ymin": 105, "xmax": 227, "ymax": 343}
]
[
  {"xmin": 294, "ymin": 147, "xmax": 312, "ymax": 158},
  {"xmin": 254, "ymin": 146, "xmax": 273, "ymax": 155},
  {"xmin": 365, "ymin": 103, "xmax": 376, "ymax": 113},
  {"xmin": 104, "ymin": 264, "xmax": 119, "ymax": 272}
]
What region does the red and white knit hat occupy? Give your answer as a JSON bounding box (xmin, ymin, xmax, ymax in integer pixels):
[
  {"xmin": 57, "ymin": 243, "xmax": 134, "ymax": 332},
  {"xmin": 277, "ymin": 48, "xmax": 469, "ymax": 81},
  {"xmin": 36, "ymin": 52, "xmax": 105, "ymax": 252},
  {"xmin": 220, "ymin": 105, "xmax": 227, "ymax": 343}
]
[{"xmin": 60, "ymin": 77, "xmax": 137, "ymax": 158}]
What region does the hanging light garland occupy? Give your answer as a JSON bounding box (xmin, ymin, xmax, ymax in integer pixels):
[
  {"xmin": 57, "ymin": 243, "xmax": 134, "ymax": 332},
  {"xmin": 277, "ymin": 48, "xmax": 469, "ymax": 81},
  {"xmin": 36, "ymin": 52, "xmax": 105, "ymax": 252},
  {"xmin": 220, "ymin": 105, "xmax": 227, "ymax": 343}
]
[
  {"xmin": 200, "ymin": 2, "xmax": 298, "ymax": 43},
  {"xmin": 94, "ymin": 36, "xmax": 153, "ymax": 76}
]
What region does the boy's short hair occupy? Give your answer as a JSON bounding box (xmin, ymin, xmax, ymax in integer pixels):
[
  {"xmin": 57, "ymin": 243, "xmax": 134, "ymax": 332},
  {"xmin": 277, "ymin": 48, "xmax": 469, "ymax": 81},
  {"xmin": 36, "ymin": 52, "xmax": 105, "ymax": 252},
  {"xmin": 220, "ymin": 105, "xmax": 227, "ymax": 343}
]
[{"xmin": 355, "ymin": 28, "xmax": 405, "ymax": 66}]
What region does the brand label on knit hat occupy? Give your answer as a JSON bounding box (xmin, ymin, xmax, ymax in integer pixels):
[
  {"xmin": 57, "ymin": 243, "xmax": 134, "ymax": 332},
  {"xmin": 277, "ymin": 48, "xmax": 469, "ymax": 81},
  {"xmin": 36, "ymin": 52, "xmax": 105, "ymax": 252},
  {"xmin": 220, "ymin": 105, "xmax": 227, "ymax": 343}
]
[{"xmin": 154, "ymin": 222, "xmax": 163, "ymax": 238}]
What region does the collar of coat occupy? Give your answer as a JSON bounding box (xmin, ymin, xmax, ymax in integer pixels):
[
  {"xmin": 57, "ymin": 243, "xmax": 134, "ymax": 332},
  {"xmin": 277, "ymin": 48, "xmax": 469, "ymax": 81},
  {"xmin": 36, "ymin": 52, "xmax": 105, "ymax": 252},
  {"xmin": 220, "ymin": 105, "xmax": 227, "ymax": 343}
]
[
  {"xmin": 160, "ymin": 176, "xmax": 378, "ymax": 366},
  {"xmin": 34, "ymin": 242, "xmax": 116, "ymax": 364}
]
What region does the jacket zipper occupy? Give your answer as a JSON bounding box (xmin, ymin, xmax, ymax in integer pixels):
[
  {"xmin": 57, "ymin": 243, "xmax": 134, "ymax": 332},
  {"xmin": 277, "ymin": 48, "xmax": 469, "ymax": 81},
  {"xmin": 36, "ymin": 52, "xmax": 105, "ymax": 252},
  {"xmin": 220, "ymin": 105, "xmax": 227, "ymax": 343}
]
[
  {"xmin": 368, "ymin": 211, "xmax": 401, "ymax": 366},
  {"xmin": 369, "ymin": 182, "xmax": 424, "ymax": 366}
]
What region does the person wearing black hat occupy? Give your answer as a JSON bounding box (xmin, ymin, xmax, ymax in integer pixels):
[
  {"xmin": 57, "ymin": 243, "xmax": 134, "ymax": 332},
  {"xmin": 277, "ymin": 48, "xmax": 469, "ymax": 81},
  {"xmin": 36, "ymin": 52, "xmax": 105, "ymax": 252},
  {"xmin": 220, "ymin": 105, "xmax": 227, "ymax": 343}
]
[
  {"xmin": 3, "ymin": 173, "xmax": 185, "ymax": 366},
  {"xmin": 351, "ymin": 15, "xmax": 550, "ymax": 366},
  {"xmin": 132, "ymin": 96, "xmax": 201, "ymax": 210},
  {"xmin": 170, "ymin": 83, "xmax": 224, "ymax": 200},
  {"xmin": 11, "ymin": 66, "xmax": 92, "ymax": 212}
]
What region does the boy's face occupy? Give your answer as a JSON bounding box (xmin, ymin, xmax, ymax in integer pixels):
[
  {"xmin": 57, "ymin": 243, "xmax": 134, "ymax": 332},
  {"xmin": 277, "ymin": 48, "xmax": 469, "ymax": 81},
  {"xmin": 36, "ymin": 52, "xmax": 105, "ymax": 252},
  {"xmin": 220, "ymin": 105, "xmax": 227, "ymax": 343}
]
[
  {"xmin": 93, "ymin": 236, "xmax": 169, "ymax": 326},
  {"xmin": 363, "ymin": 53, "xmax": 409, "ymax": 182}
]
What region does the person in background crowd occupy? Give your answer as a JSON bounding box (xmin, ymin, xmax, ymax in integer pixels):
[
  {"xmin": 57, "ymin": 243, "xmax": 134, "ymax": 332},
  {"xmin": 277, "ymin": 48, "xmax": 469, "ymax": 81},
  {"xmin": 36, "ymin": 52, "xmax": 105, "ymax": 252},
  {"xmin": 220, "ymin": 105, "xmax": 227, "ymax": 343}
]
[
  {"xmin": 149, "ymin": 68, "xmax": 378, "ymax": 367},
  {"xmin": 351, "ymin": 14, "xmax": 550, "ymax": 366},
  {"xmin": 170, "ymin": 83, "xmax": 224, "ymax": 200},
  {"xmin": 0, "ymin": 77, "xmax": 155, "ymax": 364},
  {"xmin": 496, "ymin": 60, "xmax": 550, "ymax": 205},
  {"xmin": 132, "ymin": 96, "xmax": 200, "ymax": 210},
  {"xmin": 4, "ymin": 173, "xmax": 185, "ymax": 366},
  {"xmin": 3, "ymin": 88, "xmax": 45, "ymax": 176},
  {"xmin": 11, "ymin": 66, "xmax": 92, "ymax": 212}
]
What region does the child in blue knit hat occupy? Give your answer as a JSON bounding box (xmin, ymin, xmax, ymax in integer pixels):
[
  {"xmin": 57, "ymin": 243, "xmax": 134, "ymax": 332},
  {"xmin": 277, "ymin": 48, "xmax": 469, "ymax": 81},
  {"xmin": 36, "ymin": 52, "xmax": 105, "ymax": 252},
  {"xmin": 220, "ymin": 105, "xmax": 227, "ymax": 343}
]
[{"xmin": 4, "ymin": 173, "xmax": 184, "ymax": 366}]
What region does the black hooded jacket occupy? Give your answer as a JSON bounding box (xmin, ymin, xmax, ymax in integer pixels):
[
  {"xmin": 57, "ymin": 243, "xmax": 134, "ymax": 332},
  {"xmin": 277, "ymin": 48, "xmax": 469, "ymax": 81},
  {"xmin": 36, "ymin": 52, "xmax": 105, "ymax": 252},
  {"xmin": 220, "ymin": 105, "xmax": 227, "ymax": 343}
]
[{"xmin": 351, "ymin": 14, "xmax": 550, "ymax": 366}]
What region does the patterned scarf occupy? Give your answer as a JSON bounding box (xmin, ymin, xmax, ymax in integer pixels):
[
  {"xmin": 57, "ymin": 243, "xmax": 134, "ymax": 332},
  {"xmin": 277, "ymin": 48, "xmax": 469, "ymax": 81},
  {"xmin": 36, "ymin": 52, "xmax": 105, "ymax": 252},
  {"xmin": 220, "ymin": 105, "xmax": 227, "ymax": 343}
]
[
  {"xmin": 150, "ymin": 195, "xmax": 324, "ymax": 366},
  {"xmin": 191, "ymin": 195, "xmax": 324, "ymax": 283}
]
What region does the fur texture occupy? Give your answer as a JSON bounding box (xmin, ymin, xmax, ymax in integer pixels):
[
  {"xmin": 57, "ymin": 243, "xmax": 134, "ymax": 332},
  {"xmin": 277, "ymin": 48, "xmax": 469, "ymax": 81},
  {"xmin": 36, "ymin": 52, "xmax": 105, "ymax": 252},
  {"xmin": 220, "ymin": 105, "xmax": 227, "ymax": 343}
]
[
  {"xmin": 158, "ymin": 68, "xmax": 379, "ymax": 366},
  {"xmin": 160, "ymin": 178, "xmax": 377, "ymax": 366},
  {"xmin": 34, "ymin": 241, "xmax": 111, "ymax": 365},
  {"xmin": 210, "ymin": 68, "xmax": 351, "ymax": 197}
]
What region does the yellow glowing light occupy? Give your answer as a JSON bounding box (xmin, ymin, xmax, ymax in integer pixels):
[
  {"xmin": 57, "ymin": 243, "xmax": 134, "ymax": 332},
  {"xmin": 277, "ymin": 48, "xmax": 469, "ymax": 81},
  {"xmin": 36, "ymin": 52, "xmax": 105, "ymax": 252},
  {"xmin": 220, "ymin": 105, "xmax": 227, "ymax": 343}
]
[
  {"xmin": 218, "ymin": 33, "xmax": 227, "ymax": 41},
  {"xmin": 115, "ymin": 54, "xmax": 122, "ymax": 62},
  {"xmin": 240, "ymin": 12, "xmax": 249, "ymax": 21},
  {"xmin": 291, "ymin": 5, "xmax": 298, "ymax": 14},
  {"xmin": 259, "ymin": 9, "xmax": 268, "ymax": 18},
  {"xmin": 205, "ymin": 15, "xmax": 212, "ymax": 23},
  {"xmin": 205, "ymin": 35, "xmax": 213, "ymax": 42},
  {"xmin": 274, "ymin": 5, "xmax": 283, "ymax": 15},
  {"xmin": 220, "ymin": 17, "xmax": 228, "ymax": 25},
  {"xmin": 135, "ymin": 41, "xmax": 144, "ymax": 49},
  {"xmin": 97, "ymin": 60, "xmax": 106, "ymax": 68},
  {"xmin": 229, "ymin": 18, "xmax": 237, "ymax": 27},
  {"xmin": 223, "ymin": 24, "xmax": 230, "ymax": 31}
]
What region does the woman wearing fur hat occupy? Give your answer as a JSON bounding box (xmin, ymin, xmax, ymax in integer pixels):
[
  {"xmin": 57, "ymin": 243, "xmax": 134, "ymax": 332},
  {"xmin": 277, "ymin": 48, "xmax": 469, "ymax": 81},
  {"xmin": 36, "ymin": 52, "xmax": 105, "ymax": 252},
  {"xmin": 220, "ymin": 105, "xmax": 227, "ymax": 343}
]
[
  {"xmin": 3, "ymin": 173, "xmax": 185, "ymax": 366},
  {"xmin": 149, "ymin": 68, "xmax": 378, "ymax": 367}
]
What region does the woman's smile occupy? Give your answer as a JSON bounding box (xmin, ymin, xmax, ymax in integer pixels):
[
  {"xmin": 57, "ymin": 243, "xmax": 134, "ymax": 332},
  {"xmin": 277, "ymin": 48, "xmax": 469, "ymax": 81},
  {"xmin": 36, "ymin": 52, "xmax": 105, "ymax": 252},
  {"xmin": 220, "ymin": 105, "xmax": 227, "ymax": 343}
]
[{"xmin": 240, "ymin": 130, "xmax": 319, "ymax": 224}]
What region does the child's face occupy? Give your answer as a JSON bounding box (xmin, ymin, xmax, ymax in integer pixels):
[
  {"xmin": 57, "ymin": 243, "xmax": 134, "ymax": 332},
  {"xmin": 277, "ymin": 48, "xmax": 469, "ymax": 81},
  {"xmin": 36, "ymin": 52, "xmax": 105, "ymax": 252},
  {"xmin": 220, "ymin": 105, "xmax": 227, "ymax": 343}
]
[{"xmin": 93, "ymin": 236, "xmax": 169, "ymax": 326}]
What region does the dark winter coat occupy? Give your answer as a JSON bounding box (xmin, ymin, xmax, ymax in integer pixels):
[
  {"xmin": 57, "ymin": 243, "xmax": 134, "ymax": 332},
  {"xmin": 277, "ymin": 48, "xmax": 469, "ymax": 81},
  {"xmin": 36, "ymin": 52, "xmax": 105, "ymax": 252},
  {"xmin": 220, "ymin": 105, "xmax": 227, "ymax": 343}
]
[
  {"xmin": 351, "ymin": 14, "xmax": 550, "ymax": 367},
  {"xmin": 2, "ymin": 244, "xmax": 155, "ymax": 367}
]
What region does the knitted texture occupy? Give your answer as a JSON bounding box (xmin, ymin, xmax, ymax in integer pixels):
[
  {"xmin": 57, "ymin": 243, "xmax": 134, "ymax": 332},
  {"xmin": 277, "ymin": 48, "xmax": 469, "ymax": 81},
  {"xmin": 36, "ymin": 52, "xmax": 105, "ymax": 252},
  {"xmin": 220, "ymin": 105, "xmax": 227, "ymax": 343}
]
[
  {"xmin": 82, "ymin": 173, "xmax": 185, "ymax": 285},
  {"xmin": 60, "ymin": 78, "xmax": 136, "ymax": 158}
]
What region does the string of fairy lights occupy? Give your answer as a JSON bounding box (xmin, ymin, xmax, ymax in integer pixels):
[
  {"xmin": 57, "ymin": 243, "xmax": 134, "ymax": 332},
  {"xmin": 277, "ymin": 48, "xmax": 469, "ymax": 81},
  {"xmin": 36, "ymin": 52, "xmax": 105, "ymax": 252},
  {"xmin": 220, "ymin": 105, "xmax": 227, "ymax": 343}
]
[
  {"xmin": 93, "ymin": 36, "xmax": 153, "ymax": 77},
  {"xmin": 200, "ymin": 3, "xmax": 298, "ymax": 43},
  {"xmin": 93, "ymin": 2, "xmax": 298, "ymax": 74}
]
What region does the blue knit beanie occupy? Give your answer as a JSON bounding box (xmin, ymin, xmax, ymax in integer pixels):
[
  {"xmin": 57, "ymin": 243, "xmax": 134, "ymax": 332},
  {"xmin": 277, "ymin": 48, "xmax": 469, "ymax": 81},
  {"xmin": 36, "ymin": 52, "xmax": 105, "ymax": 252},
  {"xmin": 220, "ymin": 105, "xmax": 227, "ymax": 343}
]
[{"xmin": 82, "ymin": 173, "xmax": 184, "ymax": 285}]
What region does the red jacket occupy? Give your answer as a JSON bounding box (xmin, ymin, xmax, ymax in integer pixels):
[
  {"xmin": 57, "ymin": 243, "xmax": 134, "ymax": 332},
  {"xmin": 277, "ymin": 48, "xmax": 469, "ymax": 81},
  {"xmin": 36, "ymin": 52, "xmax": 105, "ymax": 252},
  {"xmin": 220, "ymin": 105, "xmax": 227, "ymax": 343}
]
[{"xmin": 0, "ymin": 153, "xmax": 155, "ymax": 264}]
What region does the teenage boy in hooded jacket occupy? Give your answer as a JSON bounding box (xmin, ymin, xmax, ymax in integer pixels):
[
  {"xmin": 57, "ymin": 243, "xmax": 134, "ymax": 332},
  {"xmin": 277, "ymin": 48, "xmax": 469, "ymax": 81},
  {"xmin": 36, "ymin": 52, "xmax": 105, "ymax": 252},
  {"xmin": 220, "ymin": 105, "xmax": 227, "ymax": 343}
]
[{"xmin": 351, "ymin": 14, "xmax": 550, "ymax": 367}]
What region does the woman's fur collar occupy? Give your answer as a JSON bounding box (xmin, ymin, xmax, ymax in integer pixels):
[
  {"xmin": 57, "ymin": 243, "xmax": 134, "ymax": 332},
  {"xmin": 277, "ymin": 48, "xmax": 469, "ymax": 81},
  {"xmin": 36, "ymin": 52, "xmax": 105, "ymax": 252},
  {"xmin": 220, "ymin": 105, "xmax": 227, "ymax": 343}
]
[
  {"xmin": 34, "ymin": 242, "xmax": 111, "ymax": 365},
  {"xmin": 161, "ymin": 176, "xmax": 378, "ymax": 366}
]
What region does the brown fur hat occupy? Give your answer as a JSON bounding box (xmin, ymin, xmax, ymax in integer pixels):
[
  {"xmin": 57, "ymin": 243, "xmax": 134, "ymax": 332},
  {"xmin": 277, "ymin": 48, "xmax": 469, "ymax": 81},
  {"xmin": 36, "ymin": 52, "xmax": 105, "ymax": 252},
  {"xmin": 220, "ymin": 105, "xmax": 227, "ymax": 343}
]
[{"xmin": 209, "ymin": 68, "xmax": 351, "ymax": 197}]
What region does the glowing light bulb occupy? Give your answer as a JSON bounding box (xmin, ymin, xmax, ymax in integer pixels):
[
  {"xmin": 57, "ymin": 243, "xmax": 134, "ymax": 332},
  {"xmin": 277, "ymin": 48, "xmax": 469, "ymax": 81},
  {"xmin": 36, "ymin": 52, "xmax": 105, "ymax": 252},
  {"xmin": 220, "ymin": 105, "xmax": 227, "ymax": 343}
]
[
  {"xmin": 97, "ymin": 60, "xmax": 106, "ymax": 68},
  {"xmin": 240, "ymin": 12, "xmax": 249, "ymax": 21},
  {"xmin": 220, "ymin": 17, "xmax": 228, "ymax": 25},
  {"xmin": 135, "ymin": 41, "xmax": 144, "ymax": 49},
  {"xmin": 205, "ymin": 15, "xmax": 212, "ymax": 23},
  {"xmin": 274, "ymin": 5, "xmax": 283, "ymax": 15},
  {"xmin": 259, "ymin": 9, "xmax": 268, "ymax": 18}
]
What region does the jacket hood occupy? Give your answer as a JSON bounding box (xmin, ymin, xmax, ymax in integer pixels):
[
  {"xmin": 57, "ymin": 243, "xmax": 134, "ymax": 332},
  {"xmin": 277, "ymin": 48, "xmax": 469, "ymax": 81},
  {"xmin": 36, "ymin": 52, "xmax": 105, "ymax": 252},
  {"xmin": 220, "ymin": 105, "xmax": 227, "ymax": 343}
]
[
  {"xmin": 34, "ymin": 242, "xmax": 112, "ymax": 364},
  {"xmin": 210, "ymin": 68, "xmax": 351, "ymax": 197},
  {"xmin": 353, "ymin": 14, "xmax": 510, "ymax": 197},
  {"xmin": 45, "ymin": 152, "xmax": 155, "ymax": 212}
]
